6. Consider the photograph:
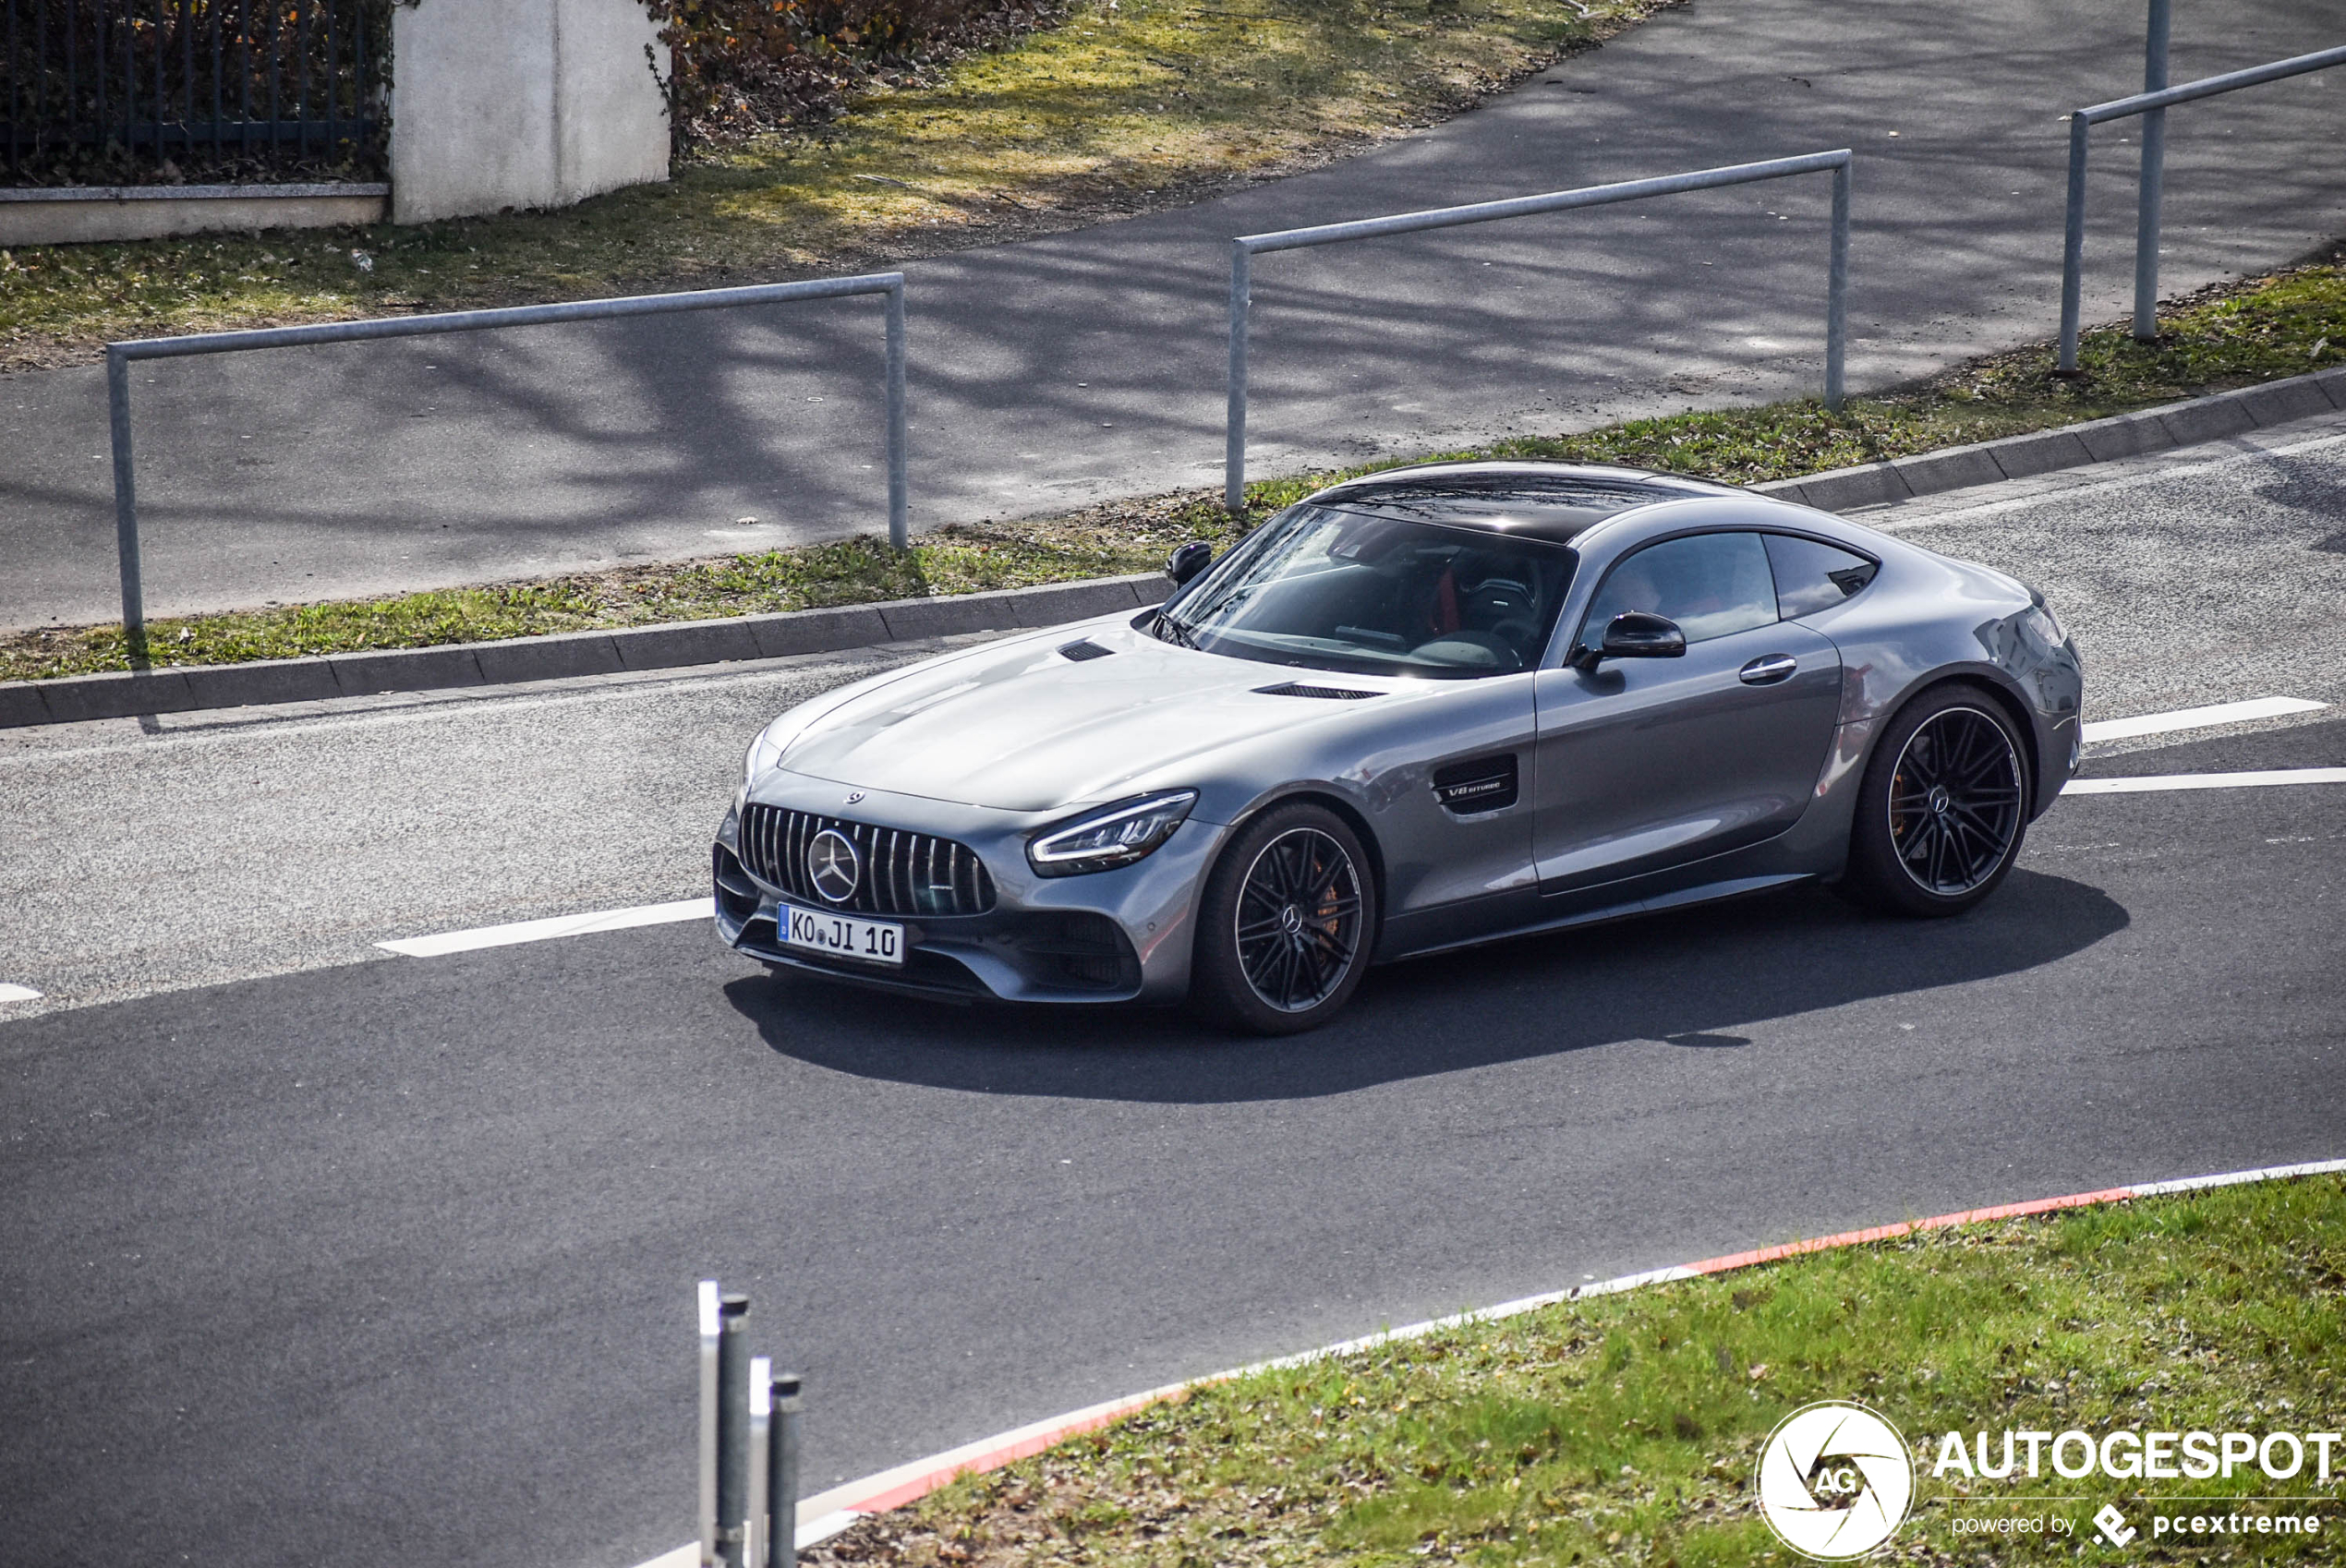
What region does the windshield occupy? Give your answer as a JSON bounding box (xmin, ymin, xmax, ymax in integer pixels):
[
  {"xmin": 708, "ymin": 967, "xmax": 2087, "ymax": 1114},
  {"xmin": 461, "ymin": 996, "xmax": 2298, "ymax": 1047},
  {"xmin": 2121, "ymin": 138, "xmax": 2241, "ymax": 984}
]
[{"xmin": 1154, "ymin": 505, "xmax": 1576, "ymax": 678}]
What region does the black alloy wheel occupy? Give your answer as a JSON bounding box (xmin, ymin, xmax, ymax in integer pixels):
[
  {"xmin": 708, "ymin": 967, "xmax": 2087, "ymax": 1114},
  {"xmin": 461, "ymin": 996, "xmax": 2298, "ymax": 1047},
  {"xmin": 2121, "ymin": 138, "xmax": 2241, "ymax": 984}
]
[
  {"xmin": 1237, "ymin": 826, "xmax": 1364, "ymax": 1012},
  {"xmin": 1191, "ymin": 802, "xmax": 1377, "ymax": 1033},
  {"xmin": 1843, "ymin": 685, "xmax": 2031, "ymax": 918},
  {"xmin": 1889, "ymin": 707, "xmax": 2024, "ymax": 895}
]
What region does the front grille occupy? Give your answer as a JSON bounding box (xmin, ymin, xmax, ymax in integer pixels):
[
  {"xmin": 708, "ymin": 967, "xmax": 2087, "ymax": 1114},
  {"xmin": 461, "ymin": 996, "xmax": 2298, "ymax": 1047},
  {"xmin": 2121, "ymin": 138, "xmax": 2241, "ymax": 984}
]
[{"xmin": 737, "ymin": 803, "xmax": 996, "ymax": 917}]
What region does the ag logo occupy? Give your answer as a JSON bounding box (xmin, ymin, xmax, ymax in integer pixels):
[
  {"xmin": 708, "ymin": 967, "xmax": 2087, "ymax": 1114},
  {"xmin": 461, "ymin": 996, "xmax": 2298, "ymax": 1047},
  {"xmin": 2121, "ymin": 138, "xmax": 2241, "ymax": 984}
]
[{"xmin": 1755, "ymin": 1401, "xmax": 1914, "ymax": 1560}]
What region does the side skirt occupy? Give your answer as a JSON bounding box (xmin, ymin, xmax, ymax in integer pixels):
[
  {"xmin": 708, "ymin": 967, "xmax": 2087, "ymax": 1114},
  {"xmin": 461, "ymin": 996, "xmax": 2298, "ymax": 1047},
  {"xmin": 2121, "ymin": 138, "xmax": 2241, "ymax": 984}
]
[{"xmin": 1387, "ymin": 872, "xmax": 1814, "ymax": 964}]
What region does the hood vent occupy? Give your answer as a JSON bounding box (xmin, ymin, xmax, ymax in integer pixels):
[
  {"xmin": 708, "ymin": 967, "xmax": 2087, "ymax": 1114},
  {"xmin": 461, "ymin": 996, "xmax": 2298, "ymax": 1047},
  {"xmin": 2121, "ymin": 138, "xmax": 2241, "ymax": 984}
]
[
  {"xmin": 1255, "ymin": 681, "xmax": 1381, "ymax": 700},
  {"xmin": 1058, "ymin": 638, "xmax": 1116, "ymax": 662}
]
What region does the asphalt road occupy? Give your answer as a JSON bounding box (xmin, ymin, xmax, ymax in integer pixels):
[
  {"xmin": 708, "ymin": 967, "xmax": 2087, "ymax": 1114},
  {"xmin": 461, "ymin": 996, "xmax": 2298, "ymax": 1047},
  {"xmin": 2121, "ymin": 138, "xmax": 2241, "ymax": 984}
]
[
  {"xmin": 3, "ymin": 0, "xmax": 2343, "ymax": 630},
  {"xmin": 2, "ymin": 420, "xmax": 2342, "ymax": 1568}
]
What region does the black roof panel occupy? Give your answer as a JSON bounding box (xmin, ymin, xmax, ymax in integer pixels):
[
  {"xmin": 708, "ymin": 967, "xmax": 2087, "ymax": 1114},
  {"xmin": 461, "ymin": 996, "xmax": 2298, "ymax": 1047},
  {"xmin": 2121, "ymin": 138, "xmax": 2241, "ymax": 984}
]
[{"xmin": 1306, "ymin": 462, "xmax": 1736, "ymax": 543}]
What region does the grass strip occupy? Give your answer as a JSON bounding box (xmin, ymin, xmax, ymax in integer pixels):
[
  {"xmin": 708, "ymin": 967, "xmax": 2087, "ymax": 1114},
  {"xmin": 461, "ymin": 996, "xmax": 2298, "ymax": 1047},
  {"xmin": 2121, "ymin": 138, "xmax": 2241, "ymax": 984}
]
[
  {"xmin": 4, "ymin": 249, "xmax": 2340, "ymax": 686},
  {"xmin": 0, "ymin": 0, "xmax": 1674, "ymax": 371},
  {"xmin": 810, "ymin": 1173, "xmax": 2346, "ymax": 1567}
]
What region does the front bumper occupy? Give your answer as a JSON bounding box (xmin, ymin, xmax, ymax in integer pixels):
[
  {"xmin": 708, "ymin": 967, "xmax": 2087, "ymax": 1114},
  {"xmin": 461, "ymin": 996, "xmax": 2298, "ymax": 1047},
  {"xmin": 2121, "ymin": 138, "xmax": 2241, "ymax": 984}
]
[{"xmin": 712, "ymin": 773, "xmax": 1222, "ymax": 1005}]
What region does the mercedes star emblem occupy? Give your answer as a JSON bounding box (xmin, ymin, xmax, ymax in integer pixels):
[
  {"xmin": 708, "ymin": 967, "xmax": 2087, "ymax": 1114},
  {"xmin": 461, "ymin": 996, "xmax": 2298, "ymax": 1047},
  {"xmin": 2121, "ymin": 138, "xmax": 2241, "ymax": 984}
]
[{"xmin": 806, "ymin": 828, "xmax": 862, "ymax": 904}]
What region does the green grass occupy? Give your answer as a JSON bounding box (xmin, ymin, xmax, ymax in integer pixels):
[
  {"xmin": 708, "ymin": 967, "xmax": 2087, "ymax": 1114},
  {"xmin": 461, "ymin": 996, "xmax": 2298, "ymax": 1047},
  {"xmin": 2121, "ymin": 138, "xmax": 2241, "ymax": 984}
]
[
  {"xmin": 817, "ymin": 1174, "xmax": 2346, "ymax": 1567},
  {"xmin": 0, "ymin": 0, "xmax": 1673, "ymax": 371},
  {"xmin": 5, "ymin": 249, "xmax": 2339, "ymax": 687}
]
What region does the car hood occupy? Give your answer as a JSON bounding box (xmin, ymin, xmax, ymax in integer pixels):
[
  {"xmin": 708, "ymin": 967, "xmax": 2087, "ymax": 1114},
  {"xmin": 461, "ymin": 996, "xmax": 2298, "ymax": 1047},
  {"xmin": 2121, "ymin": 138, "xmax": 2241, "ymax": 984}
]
[{"xmin": 776, "ymin": 621, "xmax": 1375, "ymax": 813}]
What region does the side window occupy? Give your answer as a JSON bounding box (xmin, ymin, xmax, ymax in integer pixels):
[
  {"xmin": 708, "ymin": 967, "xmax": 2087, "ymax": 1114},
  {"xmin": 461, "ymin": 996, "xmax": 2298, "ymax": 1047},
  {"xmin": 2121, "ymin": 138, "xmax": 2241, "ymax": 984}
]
[
  {"xmin": 1577, "ymin": 532, "xmax": 1778, "ymax": 648},
  {"xmin": 1765, "ymin": 533, "xmax": 1880, "ymax": 618}
]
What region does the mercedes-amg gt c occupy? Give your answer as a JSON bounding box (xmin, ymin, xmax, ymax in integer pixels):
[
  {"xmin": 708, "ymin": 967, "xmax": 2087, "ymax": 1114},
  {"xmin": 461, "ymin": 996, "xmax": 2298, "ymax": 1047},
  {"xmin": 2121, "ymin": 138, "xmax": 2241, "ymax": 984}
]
[{"xmin": 715, "ymin": 462, "xmax": 2082, "ymax": 1032}]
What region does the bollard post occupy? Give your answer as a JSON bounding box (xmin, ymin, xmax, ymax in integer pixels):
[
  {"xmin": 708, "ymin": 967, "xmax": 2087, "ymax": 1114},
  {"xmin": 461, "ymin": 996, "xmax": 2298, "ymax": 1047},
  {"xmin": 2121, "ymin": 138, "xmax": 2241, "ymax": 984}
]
[
  {"xmin": 698, "ymin": 1282, "xmax": 722, "ymax": 1568},
  {"xmin": 768, "ymin": 1373, "xmax": 804, "ymax": 1568},
  {"xmin": 2133, "ymin": 0, "xmax": 2171, "ymax": 340},
  {"xmin": 746, "ymin": 1357, "xmax": 772, "ymax": 1568},
  {"xmin": 716, "ymin": 1294, "xmax": 752, "ymax": 1568}
]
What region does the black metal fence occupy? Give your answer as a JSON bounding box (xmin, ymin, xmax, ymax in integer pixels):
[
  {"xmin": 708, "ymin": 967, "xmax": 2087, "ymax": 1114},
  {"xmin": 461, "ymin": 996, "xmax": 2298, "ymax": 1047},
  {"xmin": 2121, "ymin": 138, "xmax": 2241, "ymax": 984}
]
[{"xmin": 2, "ymin": 0, "xmax": 391, "ymax": 184}]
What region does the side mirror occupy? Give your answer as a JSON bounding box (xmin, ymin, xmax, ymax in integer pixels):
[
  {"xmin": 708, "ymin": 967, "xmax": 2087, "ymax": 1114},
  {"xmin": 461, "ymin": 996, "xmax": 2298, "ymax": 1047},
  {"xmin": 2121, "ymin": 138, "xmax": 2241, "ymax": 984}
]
[
  {"xmin": 1572, "ymin": 610, "xmax": 1687, "ymax": 669},
  {"xmin": 1167, "ymin": 540, "xmax": 1215, "ymax": 587}
]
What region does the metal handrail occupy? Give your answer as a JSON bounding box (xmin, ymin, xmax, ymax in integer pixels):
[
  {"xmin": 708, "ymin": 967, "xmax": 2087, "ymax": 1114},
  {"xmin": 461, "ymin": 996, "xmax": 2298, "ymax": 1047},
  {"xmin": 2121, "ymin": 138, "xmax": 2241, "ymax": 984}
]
[
  {"xmin": 2059, "ymin": 41, "xmax": 2346, "ymax": 370},
  {"xmin": 1224, "ymin": 150, "xmax": 1854, "ymax": 513},
  {"xmin": 104, "ymin": 273, "xmax": 912, "ymax": 657}
]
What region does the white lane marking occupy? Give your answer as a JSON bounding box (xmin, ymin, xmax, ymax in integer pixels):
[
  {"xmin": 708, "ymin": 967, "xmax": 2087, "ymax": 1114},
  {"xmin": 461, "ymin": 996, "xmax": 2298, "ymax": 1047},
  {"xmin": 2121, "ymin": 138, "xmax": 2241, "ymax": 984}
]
[
  {"xmin": 0, "ymin": 983, "xmax": 42, "ymax": 1004},
  {"xmin": 2063, "ymin": 767, "xmax": 2346, "ymax": 795},
  {"xmin": 2082, "ymin": 695, "xmax": 2328, "ymax": 742},
  {"xmin": 375, "ymin": 899, "xmax": 713, "ymax": 958}
]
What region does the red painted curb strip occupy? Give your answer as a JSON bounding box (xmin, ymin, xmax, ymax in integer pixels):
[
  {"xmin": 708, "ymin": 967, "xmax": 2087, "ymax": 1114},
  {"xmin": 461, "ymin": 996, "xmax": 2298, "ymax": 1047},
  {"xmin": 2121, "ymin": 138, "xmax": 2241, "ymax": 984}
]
[
  {"xmin": 627, "ymin": 1155, "xmax": 2343, "ymax": 1564},
  {"xmin": 1683, "ymin": 1185, "xmax": 2138, "ymax": 1274}
]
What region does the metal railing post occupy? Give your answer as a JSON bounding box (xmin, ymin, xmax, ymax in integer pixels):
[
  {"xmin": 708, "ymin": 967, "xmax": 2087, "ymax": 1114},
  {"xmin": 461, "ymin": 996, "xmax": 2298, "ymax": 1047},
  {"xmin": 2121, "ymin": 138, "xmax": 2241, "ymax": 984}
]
[
  {"xmin": 2133, "ymin": 0, "xmax": 2171, "ymax": 341},
  {"xmin": 2059, "ymin": 112, "xmax": 2092, "ymax": 373},
  {"xmin": 1220, "ymin": 151, "xmax": 1851, "ymax": 511},
  {"xmin": 2059, "ymin": 42, "xmax": 2346, "ymax": 375},
  {"xmin": 104, "ymin": 344, "xmax": 148, "ymax": 666},
  {"xmin": 745, "ymin": 1357, "xmax": 771, "ymax": 1568},
  {"xmin": 767, "ymin": 1373, "xmax": 803, "ymax": 1568},
  {"xmin": 697, "ymin": 1281, "xmax": 721, "ymax": 1568},
  {"xmin": 1826, "ymin": 160, "xmax": 1850, "ymax": 411},
  {"xmin": 100, "ymin": 274, "xmax": 916, "ymax": 624},
  {"xmin": 884, "ymin": 279, "xmax": 908, "ymax": 549},
  {"xmin": 715, "ymin": 1294, "xmax": 751, "ymax": 1568},
  {"xmin": 1225, "ymin": 240, "xmax": 1252, "ymax": 515}
]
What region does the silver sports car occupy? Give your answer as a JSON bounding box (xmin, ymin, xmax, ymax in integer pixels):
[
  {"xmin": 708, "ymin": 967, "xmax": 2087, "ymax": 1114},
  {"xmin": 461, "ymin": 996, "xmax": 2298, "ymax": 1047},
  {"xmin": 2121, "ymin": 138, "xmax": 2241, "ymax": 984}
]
[{"xmin": 715, "ymin": 462, "xmax": 2082, "ymax": 1032}]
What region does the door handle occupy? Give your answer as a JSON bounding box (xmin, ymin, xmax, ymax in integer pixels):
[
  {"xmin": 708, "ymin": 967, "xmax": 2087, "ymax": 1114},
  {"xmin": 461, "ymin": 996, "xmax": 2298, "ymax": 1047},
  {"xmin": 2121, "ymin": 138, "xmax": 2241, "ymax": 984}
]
[{"xmin": 1738, "ymin": 654, "xmax": 1799, "ymax": 685}]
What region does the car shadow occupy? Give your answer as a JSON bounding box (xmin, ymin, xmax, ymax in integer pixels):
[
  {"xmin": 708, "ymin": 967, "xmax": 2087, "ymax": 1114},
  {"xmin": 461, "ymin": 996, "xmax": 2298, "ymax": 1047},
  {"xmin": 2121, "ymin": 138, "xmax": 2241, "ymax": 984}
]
[{"xmin": 723, "ymin": 869, "xmax": 2127, "ymax": 1104}]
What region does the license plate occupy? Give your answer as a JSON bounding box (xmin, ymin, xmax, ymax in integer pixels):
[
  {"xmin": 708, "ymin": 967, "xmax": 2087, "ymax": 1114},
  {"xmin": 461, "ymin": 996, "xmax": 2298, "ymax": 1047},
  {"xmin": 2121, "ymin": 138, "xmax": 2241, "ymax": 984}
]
[{"xmin": 782, "ymin": 904, "xmax": 905, "ymax": 967}]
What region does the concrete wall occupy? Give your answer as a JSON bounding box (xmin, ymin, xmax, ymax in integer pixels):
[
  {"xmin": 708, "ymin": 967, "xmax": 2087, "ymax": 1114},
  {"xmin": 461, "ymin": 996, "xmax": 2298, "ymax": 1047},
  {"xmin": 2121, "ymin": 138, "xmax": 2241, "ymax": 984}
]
[
  {"xmin": 389, "ymin": 0, "xmax": 668, "ymax": 225},
  {"xmin": 0, "ymin": 185, "xmax": 389, "ymax": 247}
]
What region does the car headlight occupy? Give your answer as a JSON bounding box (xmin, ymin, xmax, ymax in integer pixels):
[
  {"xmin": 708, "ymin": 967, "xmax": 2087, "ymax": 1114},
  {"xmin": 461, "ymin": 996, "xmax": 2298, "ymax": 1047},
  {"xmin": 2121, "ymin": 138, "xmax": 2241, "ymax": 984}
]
[
  {"xmin": 2023, "ymin": 597, "xmax": 2066, "ymax": 645},
  {"xmin": 744, "ymin": 719, "xmax": 793, "ymax": 784},
  {"xmin": 1028, "ymin": 790, "xmax": 1199, "ymax": 877}
]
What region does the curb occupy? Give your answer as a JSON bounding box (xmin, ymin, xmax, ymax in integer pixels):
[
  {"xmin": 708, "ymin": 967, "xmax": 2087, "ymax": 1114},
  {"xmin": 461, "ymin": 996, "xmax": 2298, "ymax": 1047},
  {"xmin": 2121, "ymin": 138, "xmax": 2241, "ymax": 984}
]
[
  {"xmin": 0, "ymin": 573, "xmax": 1172, "ymax": 731},
  {"xmin": 6, "ymin": 364, "xmax": 2341, "ymax": 732},
  {"xmin": 1750, "ymin": 363, "xmax": 2345, "ymax": 513},
  {"xmin": 705, "ymin": 1154, "xmax": 2346, "ymax": 1558}
]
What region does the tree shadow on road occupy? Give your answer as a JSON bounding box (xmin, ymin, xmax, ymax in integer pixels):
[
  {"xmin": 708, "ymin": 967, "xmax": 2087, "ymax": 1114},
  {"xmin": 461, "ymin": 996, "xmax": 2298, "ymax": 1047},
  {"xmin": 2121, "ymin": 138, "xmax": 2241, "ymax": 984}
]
[{"xmin": 725, "ymin": 869, "xmax": 2126, "ymax": 1103}]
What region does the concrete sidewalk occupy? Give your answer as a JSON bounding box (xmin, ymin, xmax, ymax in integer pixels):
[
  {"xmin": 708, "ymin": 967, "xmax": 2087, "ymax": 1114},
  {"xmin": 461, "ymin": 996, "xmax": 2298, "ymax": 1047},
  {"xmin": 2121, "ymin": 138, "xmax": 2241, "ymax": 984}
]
[{"xmin": 1, "ymin": 0, "xmax": 2340, "ymax": 632}]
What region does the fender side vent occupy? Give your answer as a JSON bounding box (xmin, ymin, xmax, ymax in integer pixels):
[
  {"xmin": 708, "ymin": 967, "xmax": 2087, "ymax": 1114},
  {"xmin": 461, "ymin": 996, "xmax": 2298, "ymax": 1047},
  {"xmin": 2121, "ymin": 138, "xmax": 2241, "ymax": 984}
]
[
  {"xmin": 1433, "ymin": 754, "xmax": 1519, "ymax": 813},
  {"xmin": 1058, "ymin": 638, "xmax": 1116, "ymax": 661},
  {"xmin": 1255, "ymin": 681, "xmax": 1381, "ymax": 700}
]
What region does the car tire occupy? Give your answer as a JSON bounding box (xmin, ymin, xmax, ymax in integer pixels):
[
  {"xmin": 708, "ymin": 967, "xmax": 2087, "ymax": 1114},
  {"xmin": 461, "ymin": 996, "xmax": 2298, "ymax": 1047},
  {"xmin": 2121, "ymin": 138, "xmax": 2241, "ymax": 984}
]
[
  {"xmin": 1190, "ymin": 802, "xmax": 1378, "ymax": 1035},
  {"xmin": 1840, "ymin": 683, "xmax": 2033, "ymax": 919}
]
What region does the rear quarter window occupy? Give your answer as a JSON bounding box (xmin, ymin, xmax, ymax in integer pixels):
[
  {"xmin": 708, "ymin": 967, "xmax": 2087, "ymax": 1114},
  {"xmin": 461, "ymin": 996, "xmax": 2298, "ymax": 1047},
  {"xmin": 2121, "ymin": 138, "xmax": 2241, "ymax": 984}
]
[{"xmin": 1765, "ymin": 533, "xmax": 1880, "ymax": 619}]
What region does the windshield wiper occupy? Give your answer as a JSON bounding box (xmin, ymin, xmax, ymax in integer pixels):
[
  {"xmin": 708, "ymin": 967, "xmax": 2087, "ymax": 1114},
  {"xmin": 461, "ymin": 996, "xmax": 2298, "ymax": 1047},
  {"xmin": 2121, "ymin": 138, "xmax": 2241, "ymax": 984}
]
[{"xmin": 1153, "ymin": 608, "xmax": 1200, "ymax": 647}]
